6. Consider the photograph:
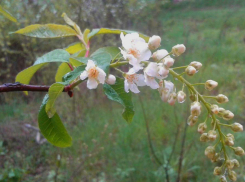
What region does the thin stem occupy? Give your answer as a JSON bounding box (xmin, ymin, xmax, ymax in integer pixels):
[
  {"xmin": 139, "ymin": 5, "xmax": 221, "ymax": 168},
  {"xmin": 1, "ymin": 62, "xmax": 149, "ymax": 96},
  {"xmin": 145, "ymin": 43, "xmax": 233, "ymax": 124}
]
[
  {"xmin": 203, "ymin": 95, "xmax": 216, "ymax": 99},
  {"xmin": 157, "ymin": 52, "xmax": 173, "ymax": 63},
  {"xmin": 219, "ymin": 123, "xmax": 231, "ymax": 127},
  {"xmin": 172, "ymin": 66, "xmax": 188, "ymax": 70},
  {"xmin": 138, "ymin": 95, "xmax": 163, "ymax": 166},
  {"xmin": 111, "ymin": 52, "xmax": 121, "ymax": 63},
  {"xmin": 191, "ymin": 83, "xmax": 205, "ymax": 86}
]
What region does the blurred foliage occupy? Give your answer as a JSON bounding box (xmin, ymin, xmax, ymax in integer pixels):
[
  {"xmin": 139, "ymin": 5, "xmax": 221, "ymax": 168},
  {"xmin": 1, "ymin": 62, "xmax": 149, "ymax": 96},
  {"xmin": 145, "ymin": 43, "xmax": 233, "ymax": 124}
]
[{"xmin": 1, "ymin": 0, "xmax": 245, "ymax": 181}]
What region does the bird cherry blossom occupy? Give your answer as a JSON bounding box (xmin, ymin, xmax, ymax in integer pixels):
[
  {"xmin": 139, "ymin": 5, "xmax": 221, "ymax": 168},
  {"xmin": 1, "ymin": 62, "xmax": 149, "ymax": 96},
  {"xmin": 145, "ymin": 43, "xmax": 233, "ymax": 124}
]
[
  {"xmin": 80, "ymin": 60, "xmax": 106, "ymax": 89},
  {"xmin": 120, "ymin": 32, "xmax": 151, "ymax": 72},
  {"xmin": 124, "ymin": 68, "xmax": 145, "ymax": 93}
]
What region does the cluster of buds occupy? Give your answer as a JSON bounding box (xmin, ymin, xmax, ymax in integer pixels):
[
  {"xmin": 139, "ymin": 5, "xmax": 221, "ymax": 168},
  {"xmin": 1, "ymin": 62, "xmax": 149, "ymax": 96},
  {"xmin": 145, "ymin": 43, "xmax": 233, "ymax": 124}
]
[{"xmin": 78, "ymin": 32, "xmax": 244, "ymax": 181}]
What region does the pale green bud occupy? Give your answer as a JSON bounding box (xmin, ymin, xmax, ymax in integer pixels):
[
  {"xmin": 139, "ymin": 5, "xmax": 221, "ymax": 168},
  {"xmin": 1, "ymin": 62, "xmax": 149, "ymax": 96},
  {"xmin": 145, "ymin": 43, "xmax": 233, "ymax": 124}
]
[
  {"xmin": 185, "ymin": 66, "xmax": 196, "ymax": 76},
  {"xmin": 208, "ymin": 130, "xmax": 217, "ymax": 141},
  {"xmin": 211, "ymin": 153, "xmax": 220, "ymax": 163},
  {"xmin": 177, "ymin": 91, "xmax": 186, "ymax": 103},
  {"xmin": 172, "ymin": 44, "xmax": 186, "ymax": 56},
  {"xmin": 231, "ymin": 122, "xmax": 243, "ymax": 132},
  {"xmin": 226, "ymin": 160, "xmax": 234, "ymax": 169},
  {"xmin": 210, "ymin": 104, "xmax": 219, "ymax": 114},
  {"xmin": 189, "ymin": 61, "xmax": 202, "ymax": 70},
  {"xmin": 228, "ymin": 170, "xmax": 237, "ymax": 182},
  {"xmin": 148, "ymin": 35, "xmax": 161, "ymax": 50},
  {"xmin": 220, "ymin": 176, "xmax": 227, "ymax": 182},
  {"xmin": 234, "ymin": 147, "xmax": 245, "ymax": 156},
  {"xmin": 216, "ymin": 94, "xmax": 229, "ymax": 104},
  {"xmin": 217, "ymin": 107, "xmax": 226, "ymax": 117},
  {"xmin": 200, "ymin": 133, "xmax": 209, "ymax": 142},
  {"xmin": 223, "ymin": 110, "xmax": 234, "ymax": 120},
  {"xmin": 205, "ymin": 80, "xmax": 218, "ymax": 91},
  {"xmin": 198, "ymin": 122, "xmax": 207, "ymax": 134},
  {"xmin": 205, "ymin": 146, "xmax": 215, "ymax": 159},
  {"xmin": 190, "ymin": 101, "xmax": 202, "ymax": 116},
  {"xmin": 187, "ymin": 115, "xmax": 198, "ymax": 126},
  {"xmin": 225, "ymin": 136, "xmax": 234, "ymax": 146},
  {"xmin": 232, "ymin": 159, "xmax": 240, "ymax": 168},
  {"xmin": 227, "ymin": 133, "xmax": 235, "ymax": 140},
  {"xmin": 213, "ymin": 166, "xmax": 222, "ymax": 175}
]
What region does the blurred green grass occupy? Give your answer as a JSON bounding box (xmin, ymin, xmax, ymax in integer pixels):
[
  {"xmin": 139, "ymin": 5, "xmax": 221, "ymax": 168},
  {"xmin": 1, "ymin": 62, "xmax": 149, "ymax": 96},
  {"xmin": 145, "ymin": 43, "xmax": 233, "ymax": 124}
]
[{"xmin": 1, "ymin": 1, "xmax": 245, "ymax": 182}]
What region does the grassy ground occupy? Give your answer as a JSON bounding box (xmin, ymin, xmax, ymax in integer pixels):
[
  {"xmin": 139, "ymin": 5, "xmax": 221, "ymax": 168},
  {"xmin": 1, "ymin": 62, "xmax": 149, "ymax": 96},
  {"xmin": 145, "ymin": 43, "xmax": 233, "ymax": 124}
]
[{"xmin": 1, "ymin": 2, "xmax": 245, "ymax": 182}]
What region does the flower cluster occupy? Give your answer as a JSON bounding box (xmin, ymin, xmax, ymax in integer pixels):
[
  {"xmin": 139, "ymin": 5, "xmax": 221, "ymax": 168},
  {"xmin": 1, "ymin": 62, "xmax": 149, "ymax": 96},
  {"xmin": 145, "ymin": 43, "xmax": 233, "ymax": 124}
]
[{"xmin": 79, "ymin": 32, "xmax": 244, "ymax": 181}]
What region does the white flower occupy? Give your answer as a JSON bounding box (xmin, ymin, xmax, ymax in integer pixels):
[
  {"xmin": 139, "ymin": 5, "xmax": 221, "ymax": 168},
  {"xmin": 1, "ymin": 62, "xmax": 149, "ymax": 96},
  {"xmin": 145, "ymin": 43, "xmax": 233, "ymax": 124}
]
[
  {"xmin": 120, "ymin": 33, "xmax": 151, "ymax": 72},
  {"xmin": 185, "ymin": 66, "xmax": 196, "ymax": 76},
  {"xmin": 148, "ymin": 35, "xmax": 161, "ymax": 50},
  {"xmin": 106, "ymin": 74, "xmax": 116, "ymax": 85},
  {"xmin": 144, "ymin": 74, "xmax": 159, "ymax": 89},
  {"xmin": 159, "ymin": 80, "xmax": 175, "ymax": 102},
  {"xmin": 168, "ymin": 92, "xmax": 177, "ymax": 105},
  {"xmin": 152, "ymin": 49, "xmax": 169, "ymax": 61},
  {"xmin": 157, "ymin": 63, "xmax": 169, "ymax": 79},
  {"xmin": 124, "ymin": 68, "xmax": 146, "ymax": 93},
  {"xmin": 172, "ymin": 44, "xmax": 186, "ymax": 56},
  {"xmin": 80, "ymin": 60, "xmax": 106, "ymax": 89}
]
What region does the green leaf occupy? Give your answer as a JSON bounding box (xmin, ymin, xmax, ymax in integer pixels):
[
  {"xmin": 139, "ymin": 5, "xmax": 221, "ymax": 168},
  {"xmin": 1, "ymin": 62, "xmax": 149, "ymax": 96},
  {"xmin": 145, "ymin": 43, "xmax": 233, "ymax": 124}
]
[
  {"xmin": 33, "ymin": 49, "xmax": 70, "ymax": 65},
  {"xmin": 55, "ymin": 63, "xmax": 71, "ymax": 82},
  {"xmin": 65, "ymin": 42, "xmax": 85, "ymax": 54},
  {"xmin": 63, "ymin": 65, "xmax": 85, "ymax": 83},
  {"xmin": 62, "ymin": 13, "xmax": 82, "ymax": 35},
  {"xmin": 16, "ymin": 63, "xmax": 47, "ymax": 95},
  {"xmin": 103, "ymin": 78, "xmax": 134, "ymax": 123},
  {"xmin": 91, "ymin": 47, "xmax": 121, "ymax": 60},
  {"xmin": 88, "ymin": 28, "xmax": 149, "ymax": 42},
  {"xmin": 38, "ymin": 95, "xmax": 72, "ymax": 148},
  {"xmin": 46, "ymin": 83, "xmax": 65, "ymax": 118},
  {"xmin": 16, "ymin": 49, "xmax": 70, "ymax": 95},
  {"xmin": 0, "ymin": 5, "xmax": 17, "ymax": 22},
  {"xmin": 13, "ymin": 24, "xmax": 77, "ymax": 38}
]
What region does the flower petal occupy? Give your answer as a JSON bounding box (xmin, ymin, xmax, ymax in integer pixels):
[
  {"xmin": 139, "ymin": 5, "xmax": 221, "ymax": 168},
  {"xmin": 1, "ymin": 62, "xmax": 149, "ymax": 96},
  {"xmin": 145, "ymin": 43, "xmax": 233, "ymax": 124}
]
[
  {"xmin": 80, "ymin": 71, "xmax": 88, "ymax": 80},
  {"xmin": 134, "ymin": 74, "xmax": 146, "ymax": 86},
  {"xmin": 86, "ymin": 60, "xmax": 96, "ymax": 71},
  {"xmin": 129, "ymin": 82, "xmax": 140, "ymax": 93},
  {"xmin": 97, "ymin": 67, "xmax": 106, "ymax": 84},
  {"xmin": 124, "ymin": 79, "xmax": 130, "ymax": 93},
  {"xmin": 145, "ymin": 75, "xmax": 159, "ymax": 89},
  {"xmin": 87, "ymin": 78, "xmax": 98, "ymax": 89},
  {"xmin": 145, "ymin": 62, "xmax": 158, "ymax": 77}
]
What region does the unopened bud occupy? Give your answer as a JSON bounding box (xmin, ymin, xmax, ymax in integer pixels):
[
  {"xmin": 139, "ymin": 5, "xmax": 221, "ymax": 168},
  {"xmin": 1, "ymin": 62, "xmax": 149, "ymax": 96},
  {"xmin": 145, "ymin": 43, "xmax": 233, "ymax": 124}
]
[
  {"xmin": 189, "ymin": 94, "xmax": 196, "ymax": 102},
  {"xmin": 228, "ymin": 170, "xmax": 237, "ymax": 182},
  {"xmin": 227, "ymin": 133, "xmax": 234, "ymax": 140},
  {"xmin": 187, "ymin": 115, "xmax": 198, "ymax": 126},
  {"xmin": 168, "ymin": 92, "xmax": 177, "ymax": 106},
  {"xmin": 177, "ymin": 91, "xmax": 186, "ymax": 103},
  {"xmin": 211, "ymin": 153, "xmax": 220, "ymax": 163},
  {"xmin": 213, "ymin": 166, "xmax": 222, "ymax": 175},
  {"xmin": 216, "ymin": 94, "xmax": 229, "ymax": 104},
  {"xmin": 217, "ymin": 107, "xmax": 226, "ymax": 117},
  {"xmin": 234, "ymin": 147, "xmax": 245, "ymax": 156},
  {"xmin": 200, "ymin": 133, "xmax": 209, "ymax": 142},
  {"xmin": 152, "ymin": 49, "xmax": 169, "ymax": 61},
  {"xmin": 223, "ymin": 110, "xmax": 234, "ymax": 120},
  {"xmin": 172, "ymin": 44, "xmax": 186, "ymax": 56},
  {"xmin": 208, "ymin": 130, "xmax": 217, "ymax": 141},
  {"xmin": 190, "ymin": 101, "xmax": 202, "ymax": 116},
  {"xmin": 148, "ymin": 35, "xmax": 161, "ymax": 50},
  {"xmin": 106, "ymin": 74, "xmax": 116, "ymax": 85},
  {"xmin": 211, "ymin": 104, "xmax": 219, "ymax": 114},
  {"xmin": 226, "ymin": 160, "xmax": 234, "ymax": 169},
  {"xmin": 232, "ymin": 159, "xmax": 240, "ymax": 168},
  {"xmin": 205, "ymin": 146, "xmax": 215, "ymax": 159},
  {"xmin": 164, "ymin": 57, "xmax": 175, "ymax": 68},
  {"xmin": 220, "ymin": 176, "xmax": 227, "ymax": 182},
  {"xmin": 225, "ymin": 136, "xmax": 234, "ymax": 146},
  {"xmin": 198, "ymin": 122, "xmax": 207, "ymax": 134},
  {"xmin": 231, "ymin": 122, "xmax": 243, "ymax": 132},
  {"xmin": 189, "ymin": 61, "xmax": 202, "ymax": 70},
  {"xmin": 185, "ymin": 66, "xmax": 196, "ymax": 76},
  {"xmin": 205, "ymin": 80, "xmax": 218, "ymax": 91}
]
